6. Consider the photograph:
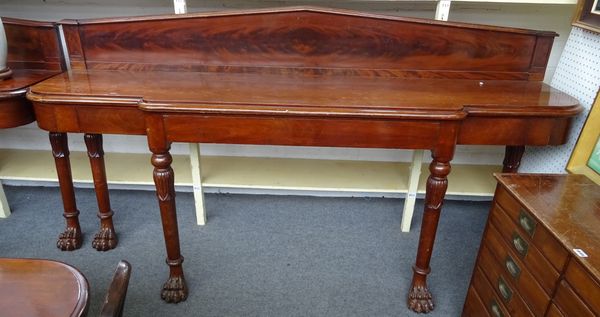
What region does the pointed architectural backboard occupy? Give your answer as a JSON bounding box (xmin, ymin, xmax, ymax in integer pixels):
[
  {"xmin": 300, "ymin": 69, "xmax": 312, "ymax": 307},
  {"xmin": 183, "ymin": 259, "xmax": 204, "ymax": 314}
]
[{"xmin": 60, "ymin": 6, "xmax": 556, "ymax": 81}]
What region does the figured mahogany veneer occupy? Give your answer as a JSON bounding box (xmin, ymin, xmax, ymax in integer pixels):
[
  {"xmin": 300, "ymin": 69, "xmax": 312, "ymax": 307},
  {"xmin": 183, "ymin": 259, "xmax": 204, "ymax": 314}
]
[
  {"xmin": 3, "ymin": 18, "xmax": 63, "ymax": 71},
  {"xmin": 26, "ymin": 7, "xmax": 582, "ymax": 313},
  {"xmin": 463, "ymin": 174, "xmax": 600, "ymax": 316},
  {"xmin": 58, "ymin": 6, "xmax": 556, "ymax": 81}
]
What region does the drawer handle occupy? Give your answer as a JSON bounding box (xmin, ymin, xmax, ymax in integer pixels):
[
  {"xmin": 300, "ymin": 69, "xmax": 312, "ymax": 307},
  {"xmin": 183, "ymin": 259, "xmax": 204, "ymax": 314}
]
[
  {"xmin": 490, "ymin": 300, "xmax": 504, "ymax": 317},
  {"xmin": 505, "ymin": 255, "xmax": 521, "ymax": 279},
  {"xmin": 518, "ymin": 209, "xmax": 536, "ymax": 236},
  {"xmin": 512, "ymin": 232, "xmax": 529, "ymax": 257},
  {"xmin": 497, "ymin": 277, "xmax": 512, "ymax": 302}
]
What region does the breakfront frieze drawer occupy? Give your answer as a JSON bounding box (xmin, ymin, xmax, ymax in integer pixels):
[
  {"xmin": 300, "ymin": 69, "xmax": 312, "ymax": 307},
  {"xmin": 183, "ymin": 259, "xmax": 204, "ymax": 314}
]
[{"xmin": 463, "ymin": 174, "xmax": 600, "ymax": 317}]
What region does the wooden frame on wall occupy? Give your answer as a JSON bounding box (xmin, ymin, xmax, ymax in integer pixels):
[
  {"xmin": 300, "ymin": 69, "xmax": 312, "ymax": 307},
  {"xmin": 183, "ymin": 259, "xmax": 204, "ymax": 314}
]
[
  {"xmin": 573, "ymin": 0, "xmax": 600, "ymax": 33},
  {"xmin": 567, "ymin": 89, "xmax": 600, "ymax": 184}
]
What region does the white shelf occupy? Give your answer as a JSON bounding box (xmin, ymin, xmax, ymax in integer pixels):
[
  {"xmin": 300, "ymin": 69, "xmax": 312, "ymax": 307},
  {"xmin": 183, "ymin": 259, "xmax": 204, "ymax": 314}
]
[{"xmin": 0, "ymin": 149, "xmax": 501, "ymax": 197}]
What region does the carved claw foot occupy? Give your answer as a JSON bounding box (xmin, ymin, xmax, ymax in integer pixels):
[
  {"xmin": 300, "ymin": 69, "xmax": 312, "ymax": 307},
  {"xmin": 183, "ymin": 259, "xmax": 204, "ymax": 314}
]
[
  {"xmin": 92, "ymin": 227, "xmax": 118, "ymax": 251},
  {"xmin": 57, "ymin": 227, "xmax": 82, "ymax": 251},
  {"xmin": 161, "ymin": 276, "xmax": 188, "ymax": 303},
  {"xmin": 408, "ymin": 283, "xmax": 434, "ymax": 313}
]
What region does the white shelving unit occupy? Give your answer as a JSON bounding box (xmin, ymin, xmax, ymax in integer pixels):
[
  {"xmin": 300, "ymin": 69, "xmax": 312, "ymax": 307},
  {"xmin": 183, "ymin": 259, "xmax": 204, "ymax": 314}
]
[{"xmin": 0, "ymin": 149, "xmax": 501, "ymax": 195}]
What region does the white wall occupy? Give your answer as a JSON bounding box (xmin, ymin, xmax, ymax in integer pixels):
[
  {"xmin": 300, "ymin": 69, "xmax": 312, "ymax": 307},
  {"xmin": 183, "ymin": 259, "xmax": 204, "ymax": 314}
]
[
  {"xmin": 521, "ymin": 27, "xmax": 600, "ymax": 173},
  {"xmin": 0, "ymin": 0, "xmax": 577, "ymax": 165}
]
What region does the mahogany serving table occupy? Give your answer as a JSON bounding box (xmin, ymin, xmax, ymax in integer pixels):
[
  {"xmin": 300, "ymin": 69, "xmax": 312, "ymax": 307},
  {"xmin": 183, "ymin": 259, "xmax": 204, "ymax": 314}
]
[{"xmin": 26, "ymin": 7, "xmax": 582, "ymax": 313}]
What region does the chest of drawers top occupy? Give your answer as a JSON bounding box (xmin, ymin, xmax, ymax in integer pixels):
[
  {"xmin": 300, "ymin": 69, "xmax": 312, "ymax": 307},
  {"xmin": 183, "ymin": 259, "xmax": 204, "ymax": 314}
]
[{"xmin": 495, "ymin": 173, "xmax": 600, "ymax": 283}]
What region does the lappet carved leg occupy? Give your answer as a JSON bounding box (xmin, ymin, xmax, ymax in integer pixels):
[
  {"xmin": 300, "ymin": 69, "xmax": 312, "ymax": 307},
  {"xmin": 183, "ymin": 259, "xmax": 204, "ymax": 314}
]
[
  {"xmin": 84, "ymin": 134, "xmax": 118, "ymax": 251},
  {"xmin": 151, "ymin": 148, "xmax": 188, "ymax": 303},
  {"xmin": 502, "ymin": 146, "xmax": 525, "ymax": 173},
  {"xmin": 49, "ymin": 132, "xmax": 82, "ymax": 251},
  {"xmin": 408, "ymin": 154, "xmax": 452, "ymax": 313}
]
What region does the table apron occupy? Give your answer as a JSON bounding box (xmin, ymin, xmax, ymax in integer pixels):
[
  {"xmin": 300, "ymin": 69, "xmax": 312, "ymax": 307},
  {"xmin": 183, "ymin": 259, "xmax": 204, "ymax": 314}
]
[
  {"xmin": 161, "ymin": 114, "xmax": 443, "ymax": 149},
  {"xmin": 0, "ymin": 97, "xmax": 35, "ymax": 129},
  {"xmin": 33, "ymin": 103, "xmax": 575, "ymax": 149},
  {"xmin": 33, "ymin": 102, "xmax": 145, "ymax": 135},
  {"xmin": 458, "ymin": 116, "xmax": 572, "ymax": 146}
]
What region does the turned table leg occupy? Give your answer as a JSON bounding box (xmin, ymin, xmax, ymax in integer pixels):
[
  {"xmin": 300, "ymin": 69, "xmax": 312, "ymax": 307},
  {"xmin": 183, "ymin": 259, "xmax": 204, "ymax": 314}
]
[
  {"xmin": 502, "ymin": 145, "xmax": 525, "ymax": 173},
  {"xmin": 408, "ymin": 152, "xmax": 452, "ymax": 313},
  {"xmin": 49, "ymin": 132, "xmax": 82, "ymax": 251},
  {"xmin": 151, "ymin": 147, "xmax": 188, "ymax": 303},
  {"xmin": 84, "ymin": 133, "xmax": 118, "ymax": 251}
]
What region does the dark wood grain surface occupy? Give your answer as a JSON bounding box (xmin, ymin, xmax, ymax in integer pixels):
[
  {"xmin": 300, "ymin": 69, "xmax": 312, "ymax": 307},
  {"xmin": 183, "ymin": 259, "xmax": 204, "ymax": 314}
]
[
  {"xmin": 28, "ymin": 70, "xmax": 581, "ymax": 148},
  {"xmin": 3, "ymin": 17, "xmax": 63, "ymax": 71},
  {"xmin": 464, "ymin": 174, "xmax": 600, "ymax": 316},
  {"xmin": 0, "ymin": 258, "xmax": 89, "ymax": 317},
  {"xmin": 61, "ymin": 7, "xmax": 556, "ymax": 81},
  {"xmin": 29, "ymin": 71, "xmax": 579, "ymax": 116},
  {"xmin": 0, "ymin": 69, "xmax": 59, "ymax": 93},
  {"xmin": 495, "ymin": 174, "xmax": 600, "ymax": 280},
  {"xmin": 0, "ymin": 70, "xmax": 59, "ymax": 128}
]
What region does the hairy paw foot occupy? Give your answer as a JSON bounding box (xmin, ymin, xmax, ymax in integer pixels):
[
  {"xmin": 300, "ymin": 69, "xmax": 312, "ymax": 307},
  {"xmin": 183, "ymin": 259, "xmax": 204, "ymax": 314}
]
[
  {"xmin": 408, "ymin": 284, "xmax": 434, "ymax": 313},
  {"xmin": 57, "ymin": 227, "xmax": 82, "ymax": 251},
  {"xmin": 161, "ymin": 276, "xmax": 188, "ymax": 303},
  {"xmin": 92, "ymin": 227, "xmax": 118, "ymax": 251}
]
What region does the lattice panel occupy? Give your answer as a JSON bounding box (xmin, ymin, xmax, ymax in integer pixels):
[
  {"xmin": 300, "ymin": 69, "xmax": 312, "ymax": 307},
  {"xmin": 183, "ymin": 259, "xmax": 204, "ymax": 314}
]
[{"xmin": 520, "ymin": 27, "xmax": 600, "ymax": 173}]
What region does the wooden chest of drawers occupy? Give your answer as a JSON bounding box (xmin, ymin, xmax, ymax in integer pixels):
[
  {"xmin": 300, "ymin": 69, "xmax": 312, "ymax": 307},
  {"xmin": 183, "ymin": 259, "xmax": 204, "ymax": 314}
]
[{"xmin": 463, "ymin": 174, "xmax": 600, "ymax": 317}]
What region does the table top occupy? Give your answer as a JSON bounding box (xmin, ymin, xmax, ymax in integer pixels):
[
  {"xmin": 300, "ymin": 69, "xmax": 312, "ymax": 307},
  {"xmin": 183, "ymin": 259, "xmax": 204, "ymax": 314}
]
[
  {"xmin": 0, "ymin": 69, "xmax": 61, "ymax": 98},
  {"xmin": 0, "ymin": 258, "xmax": 89, "ymax": 317},
  {"xmin": 495, "ymin": 173, "xmax": 600, "ymax": 280},
  {"xmin": 1, "ymin": 69, "xmax": 62, "ymax": 129},
  {"xmin": 28, "ymin": 70, "xmax": 580, "ymax": 119}
]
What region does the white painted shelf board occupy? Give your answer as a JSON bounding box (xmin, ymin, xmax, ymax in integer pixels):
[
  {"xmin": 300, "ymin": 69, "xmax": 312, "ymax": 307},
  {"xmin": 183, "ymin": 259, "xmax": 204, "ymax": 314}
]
[
  {"xmin": 0, "ymin": 149, "xmax": 500, "ymax": 196},
  {"xmin": 418, "ymin": 164, "xmax": 500, "ymax": 196}
]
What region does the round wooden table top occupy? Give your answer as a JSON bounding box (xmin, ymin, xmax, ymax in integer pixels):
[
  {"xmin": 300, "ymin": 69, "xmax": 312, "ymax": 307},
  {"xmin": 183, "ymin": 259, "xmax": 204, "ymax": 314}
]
[{"xmin": 0, "ymin": 258, "xmax": 89, "ymax": 317}]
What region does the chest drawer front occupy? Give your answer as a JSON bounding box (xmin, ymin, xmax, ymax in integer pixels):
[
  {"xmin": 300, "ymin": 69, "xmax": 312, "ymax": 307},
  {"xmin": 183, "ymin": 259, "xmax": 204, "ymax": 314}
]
[
  {"xmin": 495, "ymin": 188, "xmax": 568, "ymax": 271},
  {"xmin": 489, "ymin": 204, "xmax": 559, "ymax": 294},
  {"xmin": 545, "ymin": 304, "xmax": 564, "ymax": 317},
  {"xmin": 472, "ymin": 266, "xmax": 512, "ymax": 317},
  {"xmin": 563, "ymin": 259, "xmax": 600, "ymax": 315},
  {"xmin": 463, "ymin": 286, "xmax": 491, "ymax": 317},
  {"xmin": 553, "ymin": 280, "xmax": 594, "ymax": 317},
  {"xmin": 472, "ymin": 264, "xmax": 533, "ymax": 317},
  {"xmin": 484, "ymin": 224, "xmax": 549, "ymax": 316}
]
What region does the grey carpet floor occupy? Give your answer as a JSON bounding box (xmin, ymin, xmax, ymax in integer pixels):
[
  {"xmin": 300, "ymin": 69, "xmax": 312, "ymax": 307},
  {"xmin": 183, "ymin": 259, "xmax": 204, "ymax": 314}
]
[{"xmin": 0, "ymin": 186, "xmax": 489, "ymax": 316}]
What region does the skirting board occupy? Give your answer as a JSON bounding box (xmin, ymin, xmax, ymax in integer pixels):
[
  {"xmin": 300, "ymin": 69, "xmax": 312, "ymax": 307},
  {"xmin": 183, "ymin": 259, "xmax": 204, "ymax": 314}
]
[{"xmin": 0, "ymin": 149, "xmax": 500, "ymax": 198}]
